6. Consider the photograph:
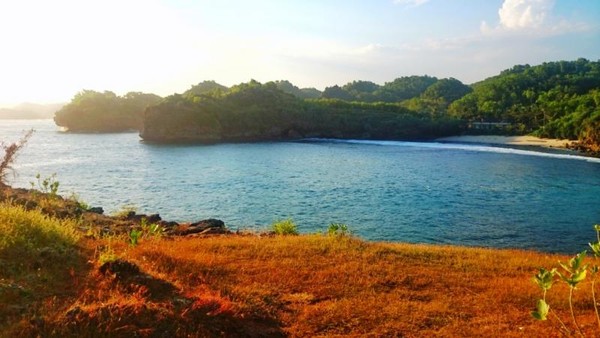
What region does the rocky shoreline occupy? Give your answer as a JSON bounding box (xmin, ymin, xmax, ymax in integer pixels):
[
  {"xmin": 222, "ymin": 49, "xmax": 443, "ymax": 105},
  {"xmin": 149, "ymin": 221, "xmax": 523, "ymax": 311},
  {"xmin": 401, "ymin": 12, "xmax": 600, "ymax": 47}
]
[{"xmin": 0, "ymin": 184, "xmax": 232, "ymax": 238}]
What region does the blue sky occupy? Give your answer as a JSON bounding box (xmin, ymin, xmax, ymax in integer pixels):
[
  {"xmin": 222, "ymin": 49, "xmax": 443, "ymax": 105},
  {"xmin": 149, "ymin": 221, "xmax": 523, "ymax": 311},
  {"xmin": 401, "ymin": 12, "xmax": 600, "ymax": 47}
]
[{"xmin": 0, "ymin": 0, "xmax": 598, "ymax": 106}]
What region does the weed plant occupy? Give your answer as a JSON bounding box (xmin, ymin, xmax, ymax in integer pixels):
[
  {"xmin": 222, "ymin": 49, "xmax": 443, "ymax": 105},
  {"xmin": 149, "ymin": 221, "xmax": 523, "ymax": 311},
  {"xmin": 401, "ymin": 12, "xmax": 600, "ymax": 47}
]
[
  {"xmin": 30, "ymin": 173, "xmax": 60, "ymax": 197},
  {"xmin": 271, "ymin": 218, "xmax": 298, "ymax": 235},
  {"xmin": 0, "ymin": 130, "xmax": 32, "ymax": 184},
  {"xmin": 531, "ymin": 224, "xmax": 600, "ymax": 336},
  {"xmin": 327, "ymin": 223, "xmax": 350, "ymax": 236},
  {"xmin": 128, "ymin": 219, "xmax": 164, "ymax": 247}
]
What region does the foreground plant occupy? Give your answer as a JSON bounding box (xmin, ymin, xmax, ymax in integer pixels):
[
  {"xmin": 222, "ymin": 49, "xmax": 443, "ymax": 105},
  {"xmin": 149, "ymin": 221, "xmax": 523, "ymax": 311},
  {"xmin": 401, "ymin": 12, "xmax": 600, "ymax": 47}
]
[
  {"xmin": 0, "ymin": 129, "xmax": 33, "ymax": 184},
  {"xmin": 327, "ymin": 223, "xmax": 350, "ymax": 237},
  {"xmin": 126, "ymin": 218, "xmax": 165, "ymax": 247},
  {"xmin": 531, "ymin": 224, "xmax": 600, "ymax": 336},
  {"xmin": 30, "ymin": 173, "xmax": 60, "ymax": 198},
  {"xmin": 271, "ymin": 218, "xmax": 298, "ymax": 235}
]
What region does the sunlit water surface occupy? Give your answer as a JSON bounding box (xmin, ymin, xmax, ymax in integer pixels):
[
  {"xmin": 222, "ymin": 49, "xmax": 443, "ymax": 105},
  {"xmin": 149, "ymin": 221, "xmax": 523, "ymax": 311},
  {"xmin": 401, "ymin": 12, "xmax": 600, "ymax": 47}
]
[{"xmin": 2, "ymin": 119, "xmax": 600, "ymax": 253}]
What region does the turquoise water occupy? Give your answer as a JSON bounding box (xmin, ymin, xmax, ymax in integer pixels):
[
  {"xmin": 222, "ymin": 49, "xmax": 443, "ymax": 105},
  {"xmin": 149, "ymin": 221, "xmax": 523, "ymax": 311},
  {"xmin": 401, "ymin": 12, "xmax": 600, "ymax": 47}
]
[{"xmin": 2, "ymin": 119, "xmax": 600, "ymax": 253}]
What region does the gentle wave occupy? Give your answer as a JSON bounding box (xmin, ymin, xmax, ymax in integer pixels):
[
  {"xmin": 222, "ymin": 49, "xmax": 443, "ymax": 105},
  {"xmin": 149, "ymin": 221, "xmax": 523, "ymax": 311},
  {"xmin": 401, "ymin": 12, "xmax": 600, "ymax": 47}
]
[{"xmin": 304, "ymin": 138, "xmax": 600, "ymax": 164}]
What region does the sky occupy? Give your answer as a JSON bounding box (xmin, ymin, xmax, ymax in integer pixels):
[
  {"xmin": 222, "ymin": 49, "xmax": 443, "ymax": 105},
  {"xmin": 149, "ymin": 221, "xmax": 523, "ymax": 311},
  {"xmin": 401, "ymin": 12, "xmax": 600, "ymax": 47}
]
[{"xmin": 0, "ymin": 0, "xmax": 599, "ymax": 107}]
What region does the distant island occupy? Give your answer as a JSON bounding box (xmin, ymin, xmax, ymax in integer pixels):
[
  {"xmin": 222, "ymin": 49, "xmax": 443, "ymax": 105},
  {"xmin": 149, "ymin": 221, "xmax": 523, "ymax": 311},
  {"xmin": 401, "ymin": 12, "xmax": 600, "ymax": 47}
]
[
  {"xmin": 0, "ymin": 102, "xmax": 64, "ymax": 120},
  {"xmin": 53, "ymin": 58, "xmax": 600, "ymax": 154},
  {"xmin": 54, "ymin": 91, "xmax": 161, "ymax": 132}
]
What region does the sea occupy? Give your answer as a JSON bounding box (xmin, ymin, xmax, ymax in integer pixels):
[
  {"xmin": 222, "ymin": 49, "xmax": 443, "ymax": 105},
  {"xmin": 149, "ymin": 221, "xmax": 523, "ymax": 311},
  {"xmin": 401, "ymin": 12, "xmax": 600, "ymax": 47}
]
[{"xmin": 2, "ymin": 119, "xmax": 600, "ymax": 253}]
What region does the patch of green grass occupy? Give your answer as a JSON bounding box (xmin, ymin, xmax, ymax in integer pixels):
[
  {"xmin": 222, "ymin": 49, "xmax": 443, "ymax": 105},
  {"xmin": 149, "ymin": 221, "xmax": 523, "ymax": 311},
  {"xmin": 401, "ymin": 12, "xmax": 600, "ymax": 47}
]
[
  {"xmin": 0, "ymin": 201, "xmax": 84, "ymax": 334},
  {"xmin": 0, "ymin": 201, "xmax": 80, "ymax": 256},
  {"xmin": 271, "ymin": 218, "xmax": 298, "ymax": 235}
]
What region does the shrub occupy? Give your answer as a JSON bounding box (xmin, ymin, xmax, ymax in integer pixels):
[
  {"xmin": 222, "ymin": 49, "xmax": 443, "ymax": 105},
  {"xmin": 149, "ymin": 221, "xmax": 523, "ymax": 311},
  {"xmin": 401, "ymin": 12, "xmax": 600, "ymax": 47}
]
[
  {"xmin": 271, "ymin": 219, "xmax": 298, "ymax": 235},
  {"xmin": 0, "ymin": 129, "xmax": 33, "ymax": 184}
]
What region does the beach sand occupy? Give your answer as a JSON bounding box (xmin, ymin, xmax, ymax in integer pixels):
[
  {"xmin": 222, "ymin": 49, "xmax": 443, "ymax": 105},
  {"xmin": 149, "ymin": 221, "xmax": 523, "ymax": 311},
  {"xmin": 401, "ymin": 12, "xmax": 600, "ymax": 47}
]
[{"xmin": 435, "ymin": 135, "xmax": 574, "ymax": 149}]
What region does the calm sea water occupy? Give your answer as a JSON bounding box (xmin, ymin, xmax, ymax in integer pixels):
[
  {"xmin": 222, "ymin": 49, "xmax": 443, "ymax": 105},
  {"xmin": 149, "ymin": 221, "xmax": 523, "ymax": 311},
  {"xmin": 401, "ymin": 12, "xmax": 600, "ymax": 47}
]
[{"xmin": 2, "ymin": 119, "xmax": 600, "ymax": 253}]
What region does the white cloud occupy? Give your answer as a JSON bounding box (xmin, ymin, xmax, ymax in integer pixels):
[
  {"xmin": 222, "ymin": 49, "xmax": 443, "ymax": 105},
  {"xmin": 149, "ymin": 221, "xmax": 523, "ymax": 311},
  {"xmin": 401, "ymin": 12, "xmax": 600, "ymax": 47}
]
[
  {"xmin": 479, "ymin": 0, "xmax": 588, "ymax": 37},
  {"xmin": 393, "ymin": 0, "xmax": 430, "ymax": 7},
  {"xmin": 498, "ymin": 0, "xmax": 553, "ymax": 29}
]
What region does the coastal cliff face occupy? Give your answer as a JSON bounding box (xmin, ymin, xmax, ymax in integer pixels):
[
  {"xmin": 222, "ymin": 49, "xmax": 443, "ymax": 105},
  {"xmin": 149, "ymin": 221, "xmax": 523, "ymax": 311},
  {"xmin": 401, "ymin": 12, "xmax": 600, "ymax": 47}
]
[
  {"xmin": 576, "ymin": 119, "xmax": 600, "ymax": 155},
  {"xmin": 139, "ymin": 82, "xmax": 462, "ymax": 143}
]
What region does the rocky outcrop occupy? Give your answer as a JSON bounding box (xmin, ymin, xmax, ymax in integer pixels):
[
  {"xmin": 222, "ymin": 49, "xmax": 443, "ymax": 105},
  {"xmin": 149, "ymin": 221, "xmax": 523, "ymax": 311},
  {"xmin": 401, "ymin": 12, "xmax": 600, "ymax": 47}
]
[{"xmin": 173, "ymin": 218, "xmax": 229, "ymax": 236}]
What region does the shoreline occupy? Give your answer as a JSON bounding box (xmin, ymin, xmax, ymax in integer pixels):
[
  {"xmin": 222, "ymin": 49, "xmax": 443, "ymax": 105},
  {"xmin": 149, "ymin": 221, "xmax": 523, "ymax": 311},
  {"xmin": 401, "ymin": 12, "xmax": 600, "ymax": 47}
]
[{"xmin": 435, "ymin": 135, "xmax": 574, "ymax": 149}]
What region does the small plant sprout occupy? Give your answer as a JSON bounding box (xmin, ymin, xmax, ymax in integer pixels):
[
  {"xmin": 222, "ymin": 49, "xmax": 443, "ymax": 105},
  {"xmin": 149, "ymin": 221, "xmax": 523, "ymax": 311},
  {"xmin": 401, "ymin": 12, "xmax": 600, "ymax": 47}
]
[
  {"xmin": 31, "ymin": 173, "xmax": 60, "ymax": 197},
  {"xmin": 129, "ymin": 229, "xmax": 142, "ymax": 246},
  {"xmin": 148, "ymin": 223, "xmax": 164, "ymax": 237},
  {"xmin": 327, "ymin": 223, "xmax": 350, "ymax": 236},
  {"xmin": 531, "ymin": 224, "xmax": 600, "ymax": 335},
  {"xmin": 557, "ymin": 251, "xmax": 588, "ymax": 336},
  {"xmin": 140, "ymin": 218, "xmax": 164, "ymax": 239}
]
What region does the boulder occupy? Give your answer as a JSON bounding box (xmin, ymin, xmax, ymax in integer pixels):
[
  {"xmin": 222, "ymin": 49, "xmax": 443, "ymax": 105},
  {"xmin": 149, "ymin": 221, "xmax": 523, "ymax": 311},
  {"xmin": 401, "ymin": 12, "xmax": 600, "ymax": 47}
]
[
  {"xmin": 178, "ymin": 218, "xmax": 228, "ymax": 236},
  {"xmin": 87, "ymin": 207, "xmax": 104, "ymax": 214}
]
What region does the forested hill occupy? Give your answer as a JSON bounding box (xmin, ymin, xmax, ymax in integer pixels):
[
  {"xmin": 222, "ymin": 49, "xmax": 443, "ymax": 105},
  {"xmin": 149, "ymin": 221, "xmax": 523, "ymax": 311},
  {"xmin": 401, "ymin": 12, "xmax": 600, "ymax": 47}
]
[
  {"xmin": 448, "ymin": 58, "xmax": 600, "ymax": 151},
  {"xmin": 140, "ymin": 80, "xmax": 461, "ymax": 143},
  {"xmin": 54, "ymin": 58, "xmax": 600, "ymax": 152}
]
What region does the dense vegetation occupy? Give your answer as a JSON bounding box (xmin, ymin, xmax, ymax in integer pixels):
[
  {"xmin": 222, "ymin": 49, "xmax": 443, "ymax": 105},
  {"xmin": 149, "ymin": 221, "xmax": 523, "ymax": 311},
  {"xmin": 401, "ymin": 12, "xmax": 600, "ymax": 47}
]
[
  {"xmin": 54, "ymin": 58, "xmax": 600, "ymax": 152},
  {"xmin": 54, "ymin": 90, "xmax": 162, "ymax": 132},
  {"xmin": 140, "ymin": 80, "xmax": 462, "ymax": 142},
  {"xmin": 449, "ymin": 58, "xmax": 600, "ymax": 151}
]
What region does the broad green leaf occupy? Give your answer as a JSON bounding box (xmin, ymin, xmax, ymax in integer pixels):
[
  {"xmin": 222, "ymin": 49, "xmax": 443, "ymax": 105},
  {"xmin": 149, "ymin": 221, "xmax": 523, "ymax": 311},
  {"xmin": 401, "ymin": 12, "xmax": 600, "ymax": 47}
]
[
  {"xmin": 533, "ymin": 268, "xmax": 555, "ymax": 290},
  {"xmin": 531, "ymin": 299, "xmax": 550, "ymax": 321},
  {"xmin": 570, "ymin": 251, "xmax": 587, "ymax": 270},
  {"xmin": 571, "ymin": 269, "xmax": 587, "ymax": 284},
  {"xmin": 589, "ymin": 242, "xmax": 600, "ymax": 257}
]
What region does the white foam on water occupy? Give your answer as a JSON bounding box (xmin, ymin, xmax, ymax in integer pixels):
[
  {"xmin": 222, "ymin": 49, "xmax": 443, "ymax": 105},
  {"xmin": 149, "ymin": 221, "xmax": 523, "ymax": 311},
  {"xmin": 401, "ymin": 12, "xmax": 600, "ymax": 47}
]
[{"xmin": 304, "ymin": 138, "xmax": 600, "ymax": 164}]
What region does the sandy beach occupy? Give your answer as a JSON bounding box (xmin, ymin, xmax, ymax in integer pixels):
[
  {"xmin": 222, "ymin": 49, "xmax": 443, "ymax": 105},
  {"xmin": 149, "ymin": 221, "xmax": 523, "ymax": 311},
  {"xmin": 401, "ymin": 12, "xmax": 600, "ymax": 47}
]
[{"xmin": 435, "ymin": 135, "xmax": 574, "ymax": 149}]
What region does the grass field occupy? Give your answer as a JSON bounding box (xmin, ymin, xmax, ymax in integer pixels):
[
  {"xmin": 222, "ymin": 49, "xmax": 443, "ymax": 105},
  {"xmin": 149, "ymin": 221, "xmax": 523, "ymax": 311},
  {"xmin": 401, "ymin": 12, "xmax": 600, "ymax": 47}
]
[{"xmin": 1, "ymin": 195, "xmax": 599, "ymax": 337}]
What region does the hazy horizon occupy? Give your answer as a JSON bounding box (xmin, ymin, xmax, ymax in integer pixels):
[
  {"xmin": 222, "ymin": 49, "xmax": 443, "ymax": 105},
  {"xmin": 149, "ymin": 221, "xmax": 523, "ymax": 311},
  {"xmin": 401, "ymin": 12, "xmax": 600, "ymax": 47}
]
[{"xmin": 1, "ymin": 0, "xmax": 599, "ymax": 108}]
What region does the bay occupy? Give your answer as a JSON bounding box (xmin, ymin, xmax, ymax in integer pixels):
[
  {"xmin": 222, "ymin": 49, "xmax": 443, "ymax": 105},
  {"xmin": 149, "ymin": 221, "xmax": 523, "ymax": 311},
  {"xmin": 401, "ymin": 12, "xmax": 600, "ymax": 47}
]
[{"xmin": 2, "ymin": 119, "xmax": 600, "ymax": 253}]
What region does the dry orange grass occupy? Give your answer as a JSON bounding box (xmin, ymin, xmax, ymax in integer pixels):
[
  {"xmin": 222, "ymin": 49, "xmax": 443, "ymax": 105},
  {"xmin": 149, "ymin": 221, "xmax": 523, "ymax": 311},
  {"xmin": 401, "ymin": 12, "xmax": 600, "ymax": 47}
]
[
  {"xmin": 118, "ymin": 234, "xmax": 598, "ymax": 337},
  {"xmin": 4, "ymin": 231, "xmax": 599, "ymax": 337}
]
